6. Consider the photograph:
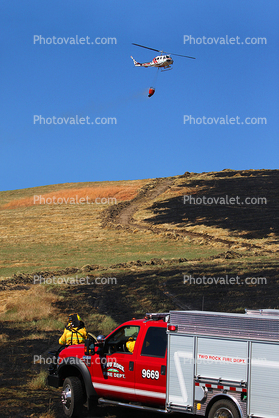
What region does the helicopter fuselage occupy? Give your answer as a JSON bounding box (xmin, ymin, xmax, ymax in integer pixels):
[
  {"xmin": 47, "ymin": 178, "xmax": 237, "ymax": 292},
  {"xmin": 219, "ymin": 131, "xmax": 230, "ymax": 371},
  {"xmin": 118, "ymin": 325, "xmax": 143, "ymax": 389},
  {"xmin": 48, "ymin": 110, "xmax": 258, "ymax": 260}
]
[
  {"xmin": 131, "ymin": 54, "xmax": 173, "ymax": 68},
  {"xmin": 152, "ymin": 55, "xmax": 173, "ymax": 67}
]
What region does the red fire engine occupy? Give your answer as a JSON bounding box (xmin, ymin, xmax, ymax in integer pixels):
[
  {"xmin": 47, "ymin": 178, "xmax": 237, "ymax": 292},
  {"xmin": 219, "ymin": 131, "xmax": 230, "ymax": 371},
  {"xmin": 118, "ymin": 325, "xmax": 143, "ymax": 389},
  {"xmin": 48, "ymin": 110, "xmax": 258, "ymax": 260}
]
[{"xmin": 48, "ymin": 310, "xmax": 279, "ymax": 418}]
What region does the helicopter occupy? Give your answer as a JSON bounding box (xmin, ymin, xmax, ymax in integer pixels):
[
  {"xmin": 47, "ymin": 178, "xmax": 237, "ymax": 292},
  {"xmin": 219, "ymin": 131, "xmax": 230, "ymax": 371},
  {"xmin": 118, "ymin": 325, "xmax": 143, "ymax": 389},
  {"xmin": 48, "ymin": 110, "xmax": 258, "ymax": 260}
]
[{"xmin": 131, "ymin": 43, "xmax": 195, "ymax": 71}]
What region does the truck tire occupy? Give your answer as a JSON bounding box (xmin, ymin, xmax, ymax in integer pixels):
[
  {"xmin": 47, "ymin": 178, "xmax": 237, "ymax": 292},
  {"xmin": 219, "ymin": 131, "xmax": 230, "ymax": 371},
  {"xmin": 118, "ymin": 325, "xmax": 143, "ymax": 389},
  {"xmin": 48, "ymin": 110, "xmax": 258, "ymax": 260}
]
[
  {"xmin": 61, "ymin": 376, "xmax": 84, "ymax": 417},
  {"xmin": 208, "ymin": 399, "xmax": 240, "ymax": 418}
]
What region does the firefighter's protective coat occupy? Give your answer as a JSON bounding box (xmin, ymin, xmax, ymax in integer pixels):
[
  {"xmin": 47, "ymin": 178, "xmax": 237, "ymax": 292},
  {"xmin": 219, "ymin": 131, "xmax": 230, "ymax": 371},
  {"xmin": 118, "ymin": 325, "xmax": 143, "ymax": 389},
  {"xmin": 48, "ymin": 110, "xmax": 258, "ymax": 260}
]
[{"xmin": 59, "ymin": 325, "xmax": 88, "ymax": 345}]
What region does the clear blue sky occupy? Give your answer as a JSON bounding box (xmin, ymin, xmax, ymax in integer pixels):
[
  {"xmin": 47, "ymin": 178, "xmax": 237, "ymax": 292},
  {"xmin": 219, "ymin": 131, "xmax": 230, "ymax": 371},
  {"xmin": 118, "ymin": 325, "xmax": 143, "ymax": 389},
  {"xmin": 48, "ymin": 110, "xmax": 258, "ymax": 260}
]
[{"xmin": 1, "ymin": 0, "xmax": 278, "ymax": 191}]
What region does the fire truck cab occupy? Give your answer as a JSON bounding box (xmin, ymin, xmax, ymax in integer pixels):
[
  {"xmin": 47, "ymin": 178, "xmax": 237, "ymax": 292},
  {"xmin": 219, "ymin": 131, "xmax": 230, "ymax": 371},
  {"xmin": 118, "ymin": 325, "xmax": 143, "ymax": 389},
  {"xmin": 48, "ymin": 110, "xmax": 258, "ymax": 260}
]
[
  {"xmin": 48, "ymin": 313, "xmax": 168, "ymax": 416},
  {"xmin": 48, "ymin": 310, "xmax": 279, "ymax": 418}
]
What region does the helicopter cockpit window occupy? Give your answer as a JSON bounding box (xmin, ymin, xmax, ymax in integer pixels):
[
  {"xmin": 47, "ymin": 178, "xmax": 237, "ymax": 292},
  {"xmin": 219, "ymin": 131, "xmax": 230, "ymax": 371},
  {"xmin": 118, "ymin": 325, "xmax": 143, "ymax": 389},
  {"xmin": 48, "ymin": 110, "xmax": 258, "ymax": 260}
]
[{"xmin": 105, "ymin": 325, "xmax": 140, "ymax": 354}]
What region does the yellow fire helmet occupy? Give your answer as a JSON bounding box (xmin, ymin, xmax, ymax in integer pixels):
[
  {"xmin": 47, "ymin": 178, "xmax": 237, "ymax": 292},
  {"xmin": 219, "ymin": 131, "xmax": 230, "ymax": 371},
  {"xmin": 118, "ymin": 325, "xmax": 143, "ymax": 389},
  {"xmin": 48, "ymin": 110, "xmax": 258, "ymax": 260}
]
[{"xmin": 68, "ymin": 313, "xmax": 82, "ymax": 328}]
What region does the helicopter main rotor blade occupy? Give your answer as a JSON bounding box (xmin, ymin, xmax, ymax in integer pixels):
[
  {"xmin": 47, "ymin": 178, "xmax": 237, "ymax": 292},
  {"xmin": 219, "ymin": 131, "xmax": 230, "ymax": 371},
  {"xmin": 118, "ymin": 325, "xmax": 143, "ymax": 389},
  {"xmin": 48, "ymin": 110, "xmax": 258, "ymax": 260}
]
[
  {"xmin": 132, "ymin": 43, "xmax": 163, "ymax": 53},
  {"xmin": 166, "ymin": 52, "xmax": 196, "ymax": 59},
  {"xmin": 132, "ymin": 43, "xmax": 196, "ymax": 59}
]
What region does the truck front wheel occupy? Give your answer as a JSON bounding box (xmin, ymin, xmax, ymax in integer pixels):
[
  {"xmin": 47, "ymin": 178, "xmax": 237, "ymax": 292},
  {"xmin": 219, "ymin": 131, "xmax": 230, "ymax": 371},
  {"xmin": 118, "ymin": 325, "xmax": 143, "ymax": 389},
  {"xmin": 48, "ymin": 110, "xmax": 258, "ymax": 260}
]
[
  {"xmin": 208, "ymin": 399, "xmax": 240, "ymax": 418},
  {"xmin": 61, "ymin": 376, "xmax": 84, "ymax": 417}
]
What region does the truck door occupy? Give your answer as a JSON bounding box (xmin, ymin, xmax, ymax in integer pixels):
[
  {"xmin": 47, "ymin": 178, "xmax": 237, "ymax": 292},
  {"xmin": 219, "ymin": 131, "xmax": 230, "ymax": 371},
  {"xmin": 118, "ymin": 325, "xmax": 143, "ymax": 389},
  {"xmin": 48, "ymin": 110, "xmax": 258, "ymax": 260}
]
[
  {"xmin": 91, "ymin": 325, "xmax": 140, "ymax": 401},
  {"xmin": 134, "ymin": 325, "xmax": 167, "ymax": 407}
]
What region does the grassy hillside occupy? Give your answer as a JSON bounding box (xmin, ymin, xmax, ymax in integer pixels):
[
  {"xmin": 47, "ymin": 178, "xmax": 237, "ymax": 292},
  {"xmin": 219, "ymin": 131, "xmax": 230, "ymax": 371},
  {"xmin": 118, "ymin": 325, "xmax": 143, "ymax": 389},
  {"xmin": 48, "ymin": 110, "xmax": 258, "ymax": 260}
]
[
  {"xmin": 0, "ymin": 169, "xmax": 278, "ymax": 417},
  {"xmin": 0, "ymin": 177, "xmax": 223, "ymax": 278}
]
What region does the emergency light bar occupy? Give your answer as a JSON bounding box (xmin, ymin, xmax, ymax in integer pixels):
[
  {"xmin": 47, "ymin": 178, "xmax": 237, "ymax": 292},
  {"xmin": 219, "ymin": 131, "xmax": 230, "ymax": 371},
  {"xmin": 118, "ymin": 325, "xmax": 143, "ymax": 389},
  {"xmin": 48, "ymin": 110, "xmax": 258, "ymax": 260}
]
[
  {"xmin": 246, "ymin": 309, "xmax": 279, "ymax": 316},
  {"xmin": 145, "ymin": 313, "xmax": 170, "ymax": 322}
]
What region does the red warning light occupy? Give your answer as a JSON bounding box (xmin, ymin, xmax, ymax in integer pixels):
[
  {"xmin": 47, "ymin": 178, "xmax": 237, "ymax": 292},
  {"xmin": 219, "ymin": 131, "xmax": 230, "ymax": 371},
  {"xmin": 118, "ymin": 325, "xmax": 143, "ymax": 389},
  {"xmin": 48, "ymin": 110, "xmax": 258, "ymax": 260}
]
[{"xmin": 168, "ymin": 325, "xmax": 178, "ymax": 331}]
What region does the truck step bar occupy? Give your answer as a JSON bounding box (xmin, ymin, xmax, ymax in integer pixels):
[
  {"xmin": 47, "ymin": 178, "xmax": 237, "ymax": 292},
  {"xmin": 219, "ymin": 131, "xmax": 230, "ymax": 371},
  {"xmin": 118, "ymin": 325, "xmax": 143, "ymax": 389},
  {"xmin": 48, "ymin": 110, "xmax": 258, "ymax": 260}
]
[{"xmin": 98, "ymin": 398, "xmax": 170, "ymax": 413}]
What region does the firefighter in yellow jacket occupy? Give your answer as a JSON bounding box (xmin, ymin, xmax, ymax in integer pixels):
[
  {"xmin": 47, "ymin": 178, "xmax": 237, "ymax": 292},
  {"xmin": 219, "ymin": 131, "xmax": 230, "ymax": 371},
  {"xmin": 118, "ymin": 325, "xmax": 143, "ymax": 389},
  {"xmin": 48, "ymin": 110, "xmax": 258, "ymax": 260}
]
[
  {"xmin": 126, "ymin": 337, "xmax": 136, "ymax": 353},
  {"xmin": 59, "ymin": 313, "xmax": 88, "ymax": 346}
]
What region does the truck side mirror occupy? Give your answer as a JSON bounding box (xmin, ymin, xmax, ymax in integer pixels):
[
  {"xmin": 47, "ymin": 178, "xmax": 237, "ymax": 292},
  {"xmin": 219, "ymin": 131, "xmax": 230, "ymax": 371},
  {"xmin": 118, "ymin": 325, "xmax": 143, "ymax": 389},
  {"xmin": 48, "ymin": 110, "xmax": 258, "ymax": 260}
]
[
  {"xmin": 95, "ymin": 335, "xmax": 106, "ymax": 354},
  {"xmin": 96, "ymin": 335, "xmax": 105, "ymax": 344},
  {"xmin": 84, "ymin": 338, "xmax": 95, "ymax": 355}
]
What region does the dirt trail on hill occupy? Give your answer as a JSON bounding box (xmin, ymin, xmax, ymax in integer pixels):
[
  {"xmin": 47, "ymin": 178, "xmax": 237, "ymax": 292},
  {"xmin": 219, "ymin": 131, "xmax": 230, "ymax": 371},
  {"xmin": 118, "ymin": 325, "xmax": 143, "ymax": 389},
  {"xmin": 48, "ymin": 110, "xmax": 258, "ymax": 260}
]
[
  {"xmin": 102, "ymin": 177, "xmax": 236, "ymax": 248},
  {"xmin": 101, "ymin": 174, "xmax": 276, "ymax": 253},
  {"xmin": 116, "ymin": 178, "xmax": 174, "ymax": 227},
  {"xmin": 102, "ymin": 176, "xmax": 234, "ymax": 247},
  {"xmin": 101, "ymin": 177, "xmax": 175, "ymax": 232}
]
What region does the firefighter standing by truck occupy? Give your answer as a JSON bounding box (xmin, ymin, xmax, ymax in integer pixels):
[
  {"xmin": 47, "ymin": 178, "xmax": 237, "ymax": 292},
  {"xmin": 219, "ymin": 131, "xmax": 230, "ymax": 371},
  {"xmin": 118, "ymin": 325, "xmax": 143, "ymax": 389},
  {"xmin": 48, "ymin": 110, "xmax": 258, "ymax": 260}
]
[{"xmin": 59, "ymin": 313, "xmax": 88, "ymax": 346}]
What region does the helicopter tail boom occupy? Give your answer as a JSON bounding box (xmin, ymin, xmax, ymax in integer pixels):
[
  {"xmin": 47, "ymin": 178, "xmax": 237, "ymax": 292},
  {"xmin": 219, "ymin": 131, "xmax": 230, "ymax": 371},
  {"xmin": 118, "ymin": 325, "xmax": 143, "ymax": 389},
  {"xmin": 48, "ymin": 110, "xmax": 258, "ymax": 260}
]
[{"xmin": 131, "ymin": 56, "xmax": 149, "ymax": 67}]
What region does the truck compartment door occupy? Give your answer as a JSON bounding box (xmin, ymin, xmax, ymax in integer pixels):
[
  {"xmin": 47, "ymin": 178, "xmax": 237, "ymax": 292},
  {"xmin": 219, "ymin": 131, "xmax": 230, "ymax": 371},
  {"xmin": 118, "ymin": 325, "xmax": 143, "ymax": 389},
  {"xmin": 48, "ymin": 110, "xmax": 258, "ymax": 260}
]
[
  {"xmin": 196, "ymin": 338, "xmax": 248, "ymax": 383},
  {"xmin": 167, "ymin": 335, "xmax": 195, "ymax": 409},
  {"xmin": 249, "ymin": 342, "xmax": 279, "ymax": 418}
]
